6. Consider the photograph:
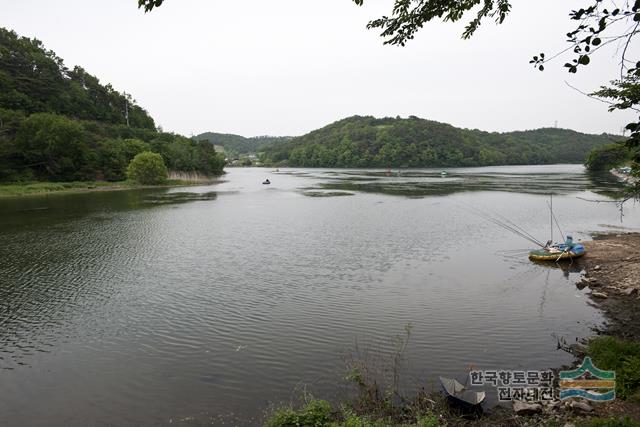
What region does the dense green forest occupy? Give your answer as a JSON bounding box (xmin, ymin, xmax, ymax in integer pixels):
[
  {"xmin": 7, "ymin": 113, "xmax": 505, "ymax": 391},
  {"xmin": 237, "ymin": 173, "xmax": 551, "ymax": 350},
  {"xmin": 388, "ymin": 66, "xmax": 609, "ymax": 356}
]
[
  {"xmin": 195, "ymin": 132, "xmax": 291, "ymax": 158},
  {"xmin": 259, "ymin": 116, "xmax": 621, "ymax": 168},
  {"xmin": 0, "ymin": 28, "xmax": 224, "ymax": 182}
]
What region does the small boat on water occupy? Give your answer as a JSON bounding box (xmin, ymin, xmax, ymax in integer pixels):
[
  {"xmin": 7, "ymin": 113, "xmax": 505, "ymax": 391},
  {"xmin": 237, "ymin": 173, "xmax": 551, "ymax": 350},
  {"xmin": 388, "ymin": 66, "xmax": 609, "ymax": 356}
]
[
  {"xmin": 528, "ymin": 195, "xmax": 587, "ymax": 262},
  {"xmin": 262, "ymin": 179, "xmax": 271, "ymax": 185},
  {"xmin": 465, "ymin": 194, "xmax": 587, "ymax": 263},
  {"xmin": 440, "ymin": 171, "xmax": 448, "ymax": 176},
  {"xmin": 529, "ymin": 235, "xmax": 586, "ymax": 261},
  {"xmin": 439, "ymin": 376, "xmax": 486, "ymax": 409}
]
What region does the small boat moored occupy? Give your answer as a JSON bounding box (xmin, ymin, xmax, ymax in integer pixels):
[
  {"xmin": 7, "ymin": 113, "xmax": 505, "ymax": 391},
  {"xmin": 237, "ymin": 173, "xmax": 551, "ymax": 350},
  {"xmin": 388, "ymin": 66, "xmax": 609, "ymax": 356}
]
[
  {"xmin": 439, "ymin": 376, "xmax": 486, "ymax": 409},
  {"xmin": 529, "ymin": 234, "xmax": 586, "ymax": 262},
  {"xmin": 262, "ymin": 179, "xmax": 271, "ymax": 185}
]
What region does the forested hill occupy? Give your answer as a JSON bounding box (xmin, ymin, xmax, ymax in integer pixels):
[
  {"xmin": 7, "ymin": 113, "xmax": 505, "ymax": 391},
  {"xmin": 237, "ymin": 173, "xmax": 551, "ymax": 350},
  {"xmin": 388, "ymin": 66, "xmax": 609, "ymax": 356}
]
[
  {"xmin": 260, "ymin": 116, "xmax": 621, "ymax": 168},
  {"xmin": 195, "ymin": 132, "xmax": 292, "ymax": 157},
  {"xmin": 0, "ymin": 28, "xmax": 224, "ymax": 182},
  {"xmin": 0, "ymin": 28, "xmax": 154, "ymax": 129}
]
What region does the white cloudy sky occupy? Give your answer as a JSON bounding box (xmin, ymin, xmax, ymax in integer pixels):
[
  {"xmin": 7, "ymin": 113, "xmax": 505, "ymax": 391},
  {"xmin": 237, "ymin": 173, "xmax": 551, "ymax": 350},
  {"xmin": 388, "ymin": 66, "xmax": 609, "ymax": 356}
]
[{"xmin": 1, "ymin": 0, "xmax": 636, "ymax": 137}]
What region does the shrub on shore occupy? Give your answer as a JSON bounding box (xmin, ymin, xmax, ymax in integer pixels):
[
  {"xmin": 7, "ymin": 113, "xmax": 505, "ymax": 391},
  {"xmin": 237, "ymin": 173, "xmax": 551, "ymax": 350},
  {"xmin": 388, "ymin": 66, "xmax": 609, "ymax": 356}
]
[{"xmin": 126, "ymin": 151, "xmax": 168, "ymax": 185}]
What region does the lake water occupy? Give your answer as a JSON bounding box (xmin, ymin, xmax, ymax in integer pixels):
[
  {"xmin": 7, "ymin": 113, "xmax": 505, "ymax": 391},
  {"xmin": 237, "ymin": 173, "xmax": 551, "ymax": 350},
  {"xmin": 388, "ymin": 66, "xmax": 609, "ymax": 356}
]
[{"xmin": 1, "ymin": 165, "xmax": 639, "ymax": 426}]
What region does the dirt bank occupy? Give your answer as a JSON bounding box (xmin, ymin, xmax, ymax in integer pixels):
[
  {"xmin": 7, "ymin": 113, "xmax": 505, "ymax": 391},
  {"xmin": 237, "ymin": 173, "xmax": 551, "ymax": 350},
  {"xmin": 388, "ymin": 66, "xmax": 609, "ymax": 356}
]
[{"xmin": 577, "ymin": 232, "xmax": 640, "ymax": 340}]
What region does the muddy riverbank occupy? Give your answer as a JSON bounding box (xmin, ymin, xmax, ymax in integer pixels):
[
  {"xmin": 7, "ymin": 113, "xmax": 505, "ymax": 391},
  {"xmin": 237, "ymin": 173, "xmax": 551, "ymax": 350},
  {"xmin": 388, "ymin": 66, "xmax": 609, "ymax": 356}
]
[{"xmin": 578, "ymin": 232, "xmax": 640, "ymax": 341}]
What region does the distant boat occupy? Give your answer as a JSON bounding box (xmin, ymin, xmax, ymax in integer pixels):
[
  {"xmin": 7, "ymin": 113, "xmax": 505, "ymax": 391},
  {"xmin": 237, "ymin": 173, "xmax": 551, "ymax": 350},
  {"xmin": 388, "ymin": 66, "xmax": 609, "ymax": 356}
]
[
  {"xmin": 439, "ymin": 376, "xmax": 486, "ymax": 408},
  {"xmin": 441, "ymin": 171, "xmax": 448, "ymax": 176},
  {"xmin": 262, "ymin": 179, "xmax": 271, "ymax": 185}
]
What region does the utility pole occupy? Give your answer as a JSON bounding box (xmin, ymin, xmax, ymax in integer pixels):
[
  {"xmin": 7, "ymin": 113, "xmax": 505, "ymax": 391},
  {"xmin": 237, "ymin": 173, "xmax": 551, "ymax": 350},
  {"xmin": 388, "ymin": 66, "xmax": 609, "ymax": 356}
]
[{"xmin": 124, "ymin": 93, "xmax": 130, "ymax": 127}]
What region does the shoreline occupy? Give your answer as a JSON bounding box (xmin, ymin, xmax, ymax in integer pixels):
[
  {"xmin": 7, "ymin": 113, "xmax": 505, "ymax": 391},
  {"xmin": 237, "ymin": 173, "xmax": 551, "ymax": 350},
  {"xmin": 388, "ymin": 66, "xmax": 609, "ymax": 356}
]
[
  {"xmin": 486, "ymin": 232, "xmax": 640, "ymax": 425},
  {"xmin": 498, "ymin": 232, "xmax": 640, "ymax": 425},
  {"xmin": 264, "ymin": 233, "xmax": 640, "ymax": 426},
  {"xmin": 578, "ymin": 232, "xmax": 640, "ymax": 341},
  {"xmin": 0, "ymin": 178, "xmax": 225, "ymax": 198}
]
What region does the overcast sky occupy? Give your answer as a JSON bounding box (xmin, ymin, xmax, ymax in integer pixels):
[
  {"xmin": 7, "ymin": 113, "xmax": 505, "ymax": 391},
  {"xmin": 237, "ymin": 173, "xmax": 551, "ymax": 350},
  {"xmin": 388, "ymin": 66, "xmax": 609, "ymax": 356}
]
[{"xmin": 1, "ymin": 0, "xmax": 636, "ymax": 137}]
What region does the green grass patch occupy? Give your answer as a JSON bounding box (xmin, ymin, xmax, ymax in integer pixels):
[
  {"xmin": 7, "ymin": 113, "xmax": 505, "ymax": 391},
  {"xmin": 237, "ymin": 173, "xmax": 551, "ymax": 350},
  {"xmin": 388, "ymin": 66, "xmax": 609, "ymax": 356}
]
[
  {"xmin": 265, "ymin": 399, "xmax": 333, "ymax": 427},
  {"xmin": 587, "ymin": 336, "xmax": 640, "ymax": 400},
  {"xmin": 0, "ymin": 181, "xmax": 123, "ymax": 197},
  {"xmin": 263, "ymin": 399, "xmax": 444, "ymax": 427},
  {"xmin": 578, "ymin": 416, "xmax": 640, "ymax": 427},
  {"xmin": 0, "ymin": 179, "xmax": 209, "ymax": 197}
]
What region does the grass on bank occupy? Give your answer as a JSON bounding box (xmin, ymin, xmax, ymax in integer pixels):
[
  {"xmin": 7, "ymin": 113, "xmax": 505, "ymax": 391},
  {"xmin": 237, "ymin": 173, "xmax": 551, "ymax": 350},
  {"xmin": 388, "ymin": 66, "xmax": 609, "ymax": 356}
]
[
  {"xmin": 579, "ymin": 417, "xmax": 640, "ymax": 427},
  {"xmin": 0, "ymin": 179, "xmax": 209, "ymax": 197},
  {"xmin": 587, "ymin": 336, "xmax": 640, "ymax": 402},
  {"xmin": 263, "ymin": 399, "xmax": 640, "ymax": 427},
  {"xmin": 264, "ymin": 399, "xmax": 442, "ymax": 427}
]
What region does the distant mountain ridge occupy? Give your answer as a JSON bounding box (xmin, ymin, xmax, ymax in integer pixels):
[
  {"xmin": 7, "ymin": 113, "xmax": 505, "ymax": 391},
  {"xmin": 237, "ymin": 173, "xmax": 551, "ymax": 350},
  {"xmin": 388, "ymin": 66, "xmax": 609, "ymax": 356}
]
[
  {"xmin": 258, "ymin": 115, "xmax": 621, "ymax": 167},
  {"xmin": 194, "ymin": 132, "xmax": 292, "ymax": 157}
]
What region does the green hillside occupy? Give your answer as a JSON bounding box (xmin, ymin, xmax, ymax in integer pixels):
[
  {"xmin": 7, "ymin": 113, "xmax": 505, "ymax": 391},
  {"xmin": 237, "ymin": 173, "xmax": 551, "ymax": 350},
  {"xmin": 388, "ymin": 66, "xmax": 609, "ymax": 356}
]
[
  {"xmin": 260, "ymin": 116, "xmax": 621, "ymax": 168},
  {"xmin": 0, "ymin": 28, "xmax": 224, "ymax": 182},
  {"xmin": 195, "ymin": 132, "xmax": 292, "ymax": 158}
]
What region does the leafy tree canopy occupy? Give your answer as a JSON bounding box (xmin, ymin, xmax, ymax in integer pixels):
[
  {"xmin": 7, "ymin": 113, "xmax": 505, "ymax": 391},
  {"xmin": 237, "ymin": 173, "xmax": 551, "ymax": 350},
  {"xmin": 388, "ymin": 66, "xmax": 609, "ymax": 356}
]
[
  {"xmin": 15, "ymin": 113, "xmax": 88, "ymax": 181},
  {"xmin": 139, "ymin": 0, "xmax": 163, "ymax": 12},
  {"xmin": 351, "ymin": 0, "xmax": 512, "ymax": 44},
  {"xmin": 127, "ymin": 151, "xmax": 168, "ymax": 185},
  {"xmin": 585, "ymin": 142, "xmax": 633, "ymax": 172}
]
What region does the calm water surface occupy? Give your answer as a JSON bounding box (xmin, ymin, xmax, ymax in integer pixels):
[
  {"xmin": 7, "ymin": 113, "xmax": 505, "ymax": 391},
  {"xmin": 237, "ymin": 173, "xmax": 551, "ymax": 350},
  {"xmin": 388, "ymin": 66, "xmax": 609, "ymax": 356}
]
[{"xmin": 1, "ymin": 165, "xmax": 639, "ymax": 426}]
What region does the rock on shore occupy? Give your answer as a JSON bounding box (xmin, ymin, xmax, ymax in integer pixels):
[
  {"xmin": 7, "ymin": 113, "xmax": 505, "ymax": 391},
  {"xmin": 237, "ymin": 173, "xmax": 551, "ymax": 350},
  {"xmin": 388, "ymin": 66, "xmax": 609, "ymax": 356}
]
[{"xmin": 577, "ymin": 232, "xmax": 640, "ymax": 339}]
